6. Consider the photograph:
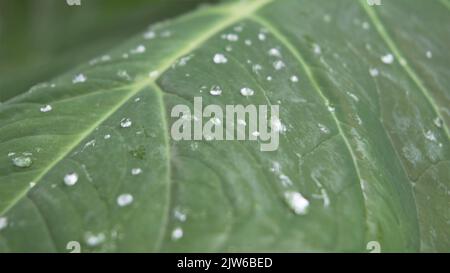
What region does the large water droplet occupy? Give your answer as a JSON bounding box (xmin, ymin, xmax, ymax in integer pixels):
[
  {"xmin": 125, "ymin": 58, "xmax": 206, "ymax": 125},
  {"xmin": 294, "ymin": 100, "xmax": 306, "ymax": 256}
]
[
  {"xmin": 120, "ymin": 118, "xmax": 132, "ymax": 128},
  {"xmin": 213, "ymin": 53, "xmax": 228, "ymax": 64},
  {"xmin": 284, "ymin": 191, "xmax": 310, "ymax": 215},
  {"xmin": 209, "ymin": 85, "xmax": 222, "ymax": 96},
  {"xmin": 73, "ymin": 74, "xmax": 87, "ymax": 84},
  {"xmin": 64, "ymin": 172, "xmax": 79, "ymax": 186},
  {"xmin": 117, "ymin": 194, "xmax": 134, "ymax": 207},
  {"xmin": 131, "ymin": 168, "xmax": 143, "ymax": 176},
  {"xmin": 381, "ymin": 54, "xmax": 394, "ymax": 64},
  {"xmin": 40, "ymin": 105, "xmax": 52, "ymax": 113},
  {"xmin": 12, "ymin": 155, "xmax": 33, "ymax": 168},
  {"xmin": 171, "ymin": 227, "xmax": 183, "ymax": 241},
  {"xmin": 240, "ymin": 87, "xmax": 255, "ymax": 97}
]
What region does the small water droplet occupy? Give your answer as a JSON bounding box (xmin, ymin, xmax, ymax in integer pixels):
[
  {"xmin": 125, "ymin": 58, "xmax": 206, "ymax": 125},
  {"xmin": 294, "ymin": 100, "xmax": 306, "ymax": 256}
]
[
  {"xmin": 73, "ymin": 74, "xmax": 87, "ymax": 84},
  {"xmin": 131, "ymin": 45, "xmax": 146, "ymax": 54},
  {"xmin": 148, "ymin": 70, "xmax": 160, "ymax": 78},
  {"xmin": 209, "ymin": 85, "xmax": 222, "ymax": 96},
  {"xmin": 426, "ymin": 51, "xmax": 433, "ymax": 59},
  {"xmin": 433, "ymin": 117, "xmax": 443, "ymax": 128},
  {"xmin": 266, "ymin": 76, "xmax": 273, "ymax": 81},
  {"xmin": 131, "ymin": 168, "xmax": 143, "ymax": 176},
  {"xmin": 64, "ymin": 172, "xmax": 79, "ymax": 186},
  {"xmin": 258, "ymin": 32, "xmax": 266, "ymax": 41},
  {"xmin": 117, "ymin": 70, "xmax": 132, "ymax": 81},
  {"xmin": 213, "ymin": 53, "xmax": 228, "ymax": 64},
  {"xmin": 244, "ymin": 39, "xmax": 252, "ymax": 46},
  {"xmin": 313, "ymin": 44, "xmax": 321, "ymax": 55},
  {"xmin": 381, "ymin": 53, "xmax": 394, "ymax": 64},
  {"xmin": 12, "ymin": 155, "xmax": 33, "ymax": 168},
  {"xmin": 369, "ymin": 68, "xmax": 379, "ymax": 77},
  {"xmin": 271, "ymin": 117, "xmax": 286, "ymax": 133},
  {"xmin": 290, "ymin": 75, "xmax": 299, "ymax": 83},
  {"xmin": 318, "ymin": 123, "xmax": 330, "ymax": 134},
  {"xmin": 362, "ymin": 21, "xmax": 370, "ymax": 30},
  {"xmin": 225, "ymin": 33, "xmax": 239, "ymax": 42},
  {"xmin": 424, "ymin": 130, "xmax": 437, "ymax": 142},
  {"xmin": 174, "ymin": 209, "xmax": 187, "ymax": 222},
  {"xmin": 0, "ymin": 217, "xmax": 8, "ymax": 231},
  {"xmin": 117, "ymin": 194, "xmax": 134, "ymax": 207},
  {"xmin": 273, "ymin": 60, "xmax": 286, "ymax": 70},
  {"xmin": 284, "ymin": 191, "xmax": 310, "ymax": 215},
  {"xmin": 268, "ymin": 48, "xmax": 281, "ymax": 58},
  {"xmin": 171, "ymin": 227, "xmax": 183, "ymax": 240},
  {"xmin": 85, "ymin": 232, "xmax": 106, "ymax": 247},
  {"xmin": 40, "ymin": 105, "xmax": 52, "ymax": 113},
  {"xmin": 211, "ymin": 117, "xmax": 221, "ymax": 125},
  {"xmin": 143, "ymin": 30, "xmax": 155, "ymax": 40},
  {"xmin": 104, "ymin": 134, "xmax": 111, "ymax": 140},
  {"xmin": 240, "ymin": 87, "xmax": 255, "ymax": 97},
  {"xmin": 120, "ymin": 118, "xmax": 132, "ymax": 128}
]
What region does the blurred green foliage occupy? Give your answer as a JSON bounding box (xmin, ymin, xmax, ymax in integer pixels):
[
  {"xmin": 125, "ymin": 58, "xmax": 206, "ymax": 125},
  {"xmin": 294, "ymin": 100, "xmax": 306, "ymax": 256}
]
[{"xmin": 0, "ymin": 0, "xmax": 217, "ymax": 102}]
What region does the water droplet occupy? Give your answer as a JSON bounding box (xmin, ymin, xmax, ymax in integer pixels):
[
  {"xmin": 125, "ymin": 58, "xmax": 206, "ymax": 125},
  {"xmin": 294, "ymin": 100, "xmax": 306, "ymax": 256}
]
[
  {"xmin": 369, "ymin": 68, "xmax": 379, "ymax": 77},
  {"xmin": 284, "ymin": 191, "xmax": 309, "ymax": 215},
  {"xmin": 318, "ymin": 123, "xmax": 330, "ymax": 134},
  {"xmin": 424, "ymin": 130, "xmax": 437, "ymax": 142},
  {"xmin": 258, "ymin": 32, "xmax": 266, "ymax": 41},
  {"xmin": 271, "ymin": 117, "xmax": 286, "ymax": 133},
  {"xmin": 268, "ymin": 48, "xmax": 281, "ymax": 58},
  {"xmin": 244, "ymin": 39, "xmax": 252, "ymax": 46},
  {"xmin": 209, "ymin": 85, "xmax": 222, "ymax": 96},
  {"xmin": 148, "ymin": 70, "xmax": 159, "ymax": 78},
  {"xmin": 131, "ymin": 45, "xmax": 146, "ymax": 54},
  {"xmin": 240, "ymin": 87, "xmax": 254, "ymax": 97},
  {"xmin": 225, "ymin": 45, "xmax": 233, "ymax": 52},
  {"xmin": 117, "ymin": 194, "xmax": 134, "ymax": 207},
  {"xmin": 64, "ymin": 172, "xmax": 78, "ymax": 186},
  {"xmin": 40, "ymin": 105, "xmax": 52, "ymax": 113},
  {"xmin": 433, "ymin": 117, "xmax": 443, "ymax": 128},
  {"xmin": 174, "ymin": 209, "xmax": 187, "ymax": 222},
  {"xmin": 120, "ymin": 118, "xmax": 132, "ymax": 128},
  {"xmin": 211, "ymin": 117, "xmax": 221, "ymax": 125},
  {"xmin": 252, "ymin": 64, "xmax": 262, "ymax": 74},
  {"xmin": 266, "ymin": 76, "xmax": 273, "ymax": 81},
  {"xmin": 313, "ymin": 44, "xmax": 321, "ymax": 55},
  {"xmin": 73, "ymin": 74, "xmax": 87, "ymax": 84},
  {"xmin": 290, "ymin": 75, "xmax": 299, "ymax": 83},
  {"xmin": 273, "ymin": 60, "xmax": 286, "ymax": 70},
  {"xmin": 362, "ymin": 22, "xmax": 370, "ymax": 30},
  {"xmin": 237, "ymin": 119, "xmax": 247, "ymax": 126},
  {"xmin": 143, "ymin": 30, "xmax": 155, "ymax": 40},
  {"xmin": 117, "ymin": 70, "xmax": 131, "ymax": 81},
  {"xmin": 131, "ymin": 168, "xmax": 143, "ymax": 176},
  {"xmin": 213, "ymin": 53, "xmax": 228, "ymax": 64},
  {"xmin": 426, "ymin": 51, "xmax": 433, "ymax": 59},
  {"xmin": 85, "ymin": 232, "xmax": 106, "ymax": 247},
  {"xmin": 29, "ymin": 182, "xmax": 36, "ymax": 188},
  {"xmin": 381, "ymin": 53, "xmax": 394, "ymax": 64},
  {"xmin": 171, "ymin": 227, "xmax": 183, "ymax": 241},
  {"xmin": 12, "ymin": 155, "xmax": 33, "ymax": 168},
  {"xmin": 225, "ymin": 33, "xmax": 239, "ymax": 42},
  {"xmin": 0, "ymin": 217, "xmax": 8, "ymax": 231}
]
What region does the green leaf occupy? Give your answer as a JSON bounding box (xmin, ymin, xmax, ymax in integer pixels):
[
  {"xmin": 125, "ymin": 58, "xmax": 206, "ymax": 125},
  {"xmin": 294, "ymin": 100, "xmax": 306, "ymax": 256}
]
[{"xmin": 0, "ymin": 0, "xmax": 449, "ymax": 252}]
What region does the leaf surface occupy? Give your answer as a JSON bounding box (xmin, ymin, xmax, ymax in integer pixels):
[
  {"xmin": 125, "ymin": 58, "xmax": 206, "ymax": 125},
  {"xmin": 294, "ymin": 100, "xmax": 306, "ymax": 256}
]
[{"xmin": 0, "ymin": 0, "xmax": 449, "ymax": 252}]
